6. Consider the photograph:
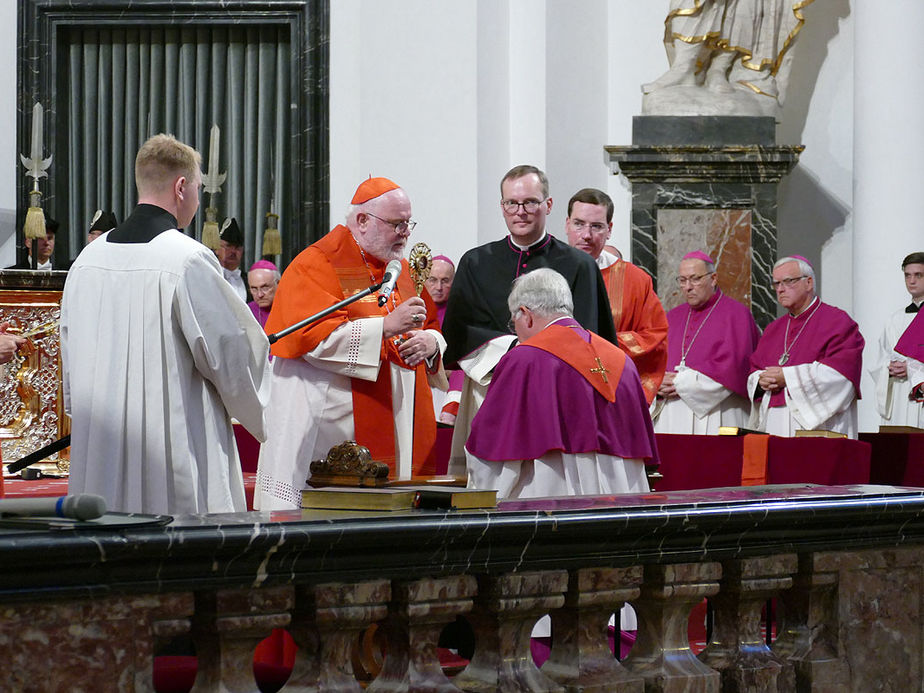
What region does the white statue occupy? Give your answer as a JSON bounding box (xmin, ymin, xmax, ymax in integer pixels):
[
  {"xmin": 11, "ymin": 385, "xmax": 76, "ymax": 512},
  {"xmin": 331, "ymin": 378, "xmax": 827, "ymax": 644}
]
[{"xmin": 643, "ymin": 0, "xmax": 814, "ymax": 118}]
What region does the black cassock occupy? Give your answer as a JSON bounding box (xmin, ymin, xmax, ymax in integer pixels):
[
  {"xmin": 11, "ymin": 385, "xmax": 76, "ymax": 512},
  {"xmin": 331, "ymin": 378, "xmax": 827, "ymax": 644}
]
[{"xmin": 442, "ymin": 234, "xmax": 617, "ymax": 368}]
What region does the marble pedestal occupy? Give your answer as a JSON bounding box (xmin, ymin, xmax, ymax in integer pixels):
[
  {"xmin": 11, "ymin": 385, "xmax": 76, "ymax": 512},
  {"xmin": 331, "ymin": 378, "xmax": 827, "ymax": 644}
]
[{"xmin": 605, "ymin": 116, "xmax": 802, "ymax": 328}]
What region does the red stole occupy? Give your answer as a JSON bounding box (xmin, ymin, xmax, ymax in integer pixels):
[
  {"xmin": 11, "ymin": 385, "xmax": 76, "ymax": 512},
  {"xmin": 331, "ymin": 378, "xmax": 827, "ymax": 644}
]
[
  {"xmin": 524, "ymin": 323, "xmax": 626, "ymax": 402},
  {"xmin": 896, "ymin": 308, "xmax": 924, "ymax": 362}
]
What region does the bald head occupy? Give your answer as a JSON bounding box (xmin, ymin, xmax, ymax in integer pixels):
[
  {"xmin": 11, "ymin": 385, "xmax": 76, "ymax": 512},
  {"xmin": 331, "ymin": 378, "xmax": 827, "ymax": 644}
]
[{"xmin": 425, "ymin": 258, "xmax": 455, "ymax": 304}]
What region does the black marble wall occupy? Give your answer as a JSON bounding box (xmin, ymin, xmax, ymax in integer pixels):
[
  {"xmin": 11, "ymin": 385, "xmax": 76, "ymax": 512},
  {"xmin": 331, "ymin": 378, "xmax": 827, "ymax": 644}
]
[
  {"xmin": 17, "ymin": 0, "xmax": 329, "ymax": 265},
  {"xmin": 606, "ymin": 116, "xmax": 802, "ymax": 328}
]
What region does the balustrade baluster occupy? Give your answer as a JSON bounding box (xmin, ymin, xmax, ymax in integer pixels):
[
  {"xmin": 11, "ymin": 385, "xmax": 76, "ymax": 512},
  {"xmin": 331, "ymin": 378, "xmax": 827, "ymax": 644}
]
[
  {"xmin": 452, "ymin": 570, "xmax": 568, "ymax": 693},
  {"xmin": 623, "ymin": 562, "xmax": 722, "ymax": 692},
  {"xmin": 190, "ymin": 585, "xmax": 293, "ymax": 693},
  {"xmin": 367, "ymin": 574, "xmax": 476, "ymax": 692},
  {"xmin": 698, "ymin": 555, "xmax": 797, "ymax": 691},
  {"xmin": 541, "ymin": 566, "xmax": 645, "ymax": 693}
]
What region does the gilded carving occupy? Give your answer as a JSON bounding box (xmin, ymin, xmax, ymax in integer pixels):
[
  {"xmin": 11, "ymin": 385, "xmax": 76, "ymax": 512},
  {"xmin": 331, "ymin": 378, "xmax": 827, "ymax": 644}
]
[
  {"xmin": 308, "ymin": 441, "xmax": 390, "ymax": 488},
  {"xmin": 0, "ymin": 289, "xmax": 68, "ymax": 474}
]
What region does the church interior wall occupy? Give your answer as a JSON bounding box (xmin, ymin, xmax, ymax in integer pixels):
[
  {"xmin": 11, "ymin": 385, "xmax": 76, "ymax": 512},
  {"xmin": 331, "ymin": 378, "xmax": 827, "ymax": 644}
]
[
  {"xmin": 5, "ymin": 1, "xmax": 905, "ymax": 433},
  {"xmin": 0, "ymin": 4, "xmax": 17, "ymax": 268},
  {"xmin": 329, "ymin": 0, "xmax": 481, "ymax": 265}
]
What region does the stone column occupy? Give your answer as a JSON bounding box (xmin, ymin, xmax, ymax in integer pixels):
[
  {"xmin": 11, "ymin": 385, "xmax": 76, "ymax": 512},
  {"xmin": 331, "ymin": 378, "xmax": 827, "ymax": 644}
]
[
  {"xmin": 541, "ymin": 566, "xmax": 645, "ymax": 693},
  {"xmin": 606, "ymin": 116, "xmax": 801, "ymax": 328},
  {"xmin": 772, "ymin": 553, "xmax": 849, "ymax": 691},
  {"xmin": 190, "ymin": 585, "xmax": 293, "ymax": 693},
  {"xmin": 367, "ymin": 574, "xmax": 476, "ymax": 693},
  {"xmin": 852, "ymin": 1, "xmax": 924, "ymax": 429},
  {"xmin": 623, "ymin": 562, "xmax": 722, "ymax": 692},
  {"xmin": 285, "ymin": 579, "xmax": 391, "ymax": 692},
  {"xmin": 698, "ymin": 554, "xmax": 797, "ymax": 692},
  {"xmin": 452, "ymin": 570, "xmax": 568, "ymax": 693}
]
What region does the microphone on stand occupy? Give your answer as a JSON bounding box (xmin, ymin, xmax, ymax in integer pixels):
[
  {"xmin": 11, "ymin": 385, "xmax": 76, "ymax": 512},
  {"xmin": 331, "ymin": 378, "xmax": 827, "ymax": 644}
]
[
  {"xmin": 377, "ymin": 260, "xmax": 403, "ymax": 306},
  {"xmin": 0, "ymin": 494, "xmax": 107, "ymax": 521},
  {"xmin": 268, "ymin": 261, "xmax": 404, "ymax": 344}
]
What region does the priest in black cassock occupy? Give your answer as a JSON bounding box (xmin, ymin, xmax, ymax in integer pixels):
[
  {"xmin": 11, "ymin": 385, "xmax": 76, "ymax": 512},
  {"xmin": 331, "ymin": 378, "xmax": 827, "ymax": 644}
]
[{"xmin": 441, "ymin": 164, "xmax": 617, "ymax": 473}]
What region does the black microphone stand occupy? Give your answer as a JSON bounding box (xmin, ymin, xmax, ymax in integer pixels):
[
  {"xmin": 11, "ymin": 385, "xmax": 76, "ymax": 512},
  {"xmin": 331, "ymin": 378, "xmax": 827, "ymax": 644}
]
[
  {"xmin": 7, "ymin": 435, "xmax": 71, "ymax": 474},
  {"xmin": 268, "ymin": 279, "xmax": 385, "ymax": 344}
]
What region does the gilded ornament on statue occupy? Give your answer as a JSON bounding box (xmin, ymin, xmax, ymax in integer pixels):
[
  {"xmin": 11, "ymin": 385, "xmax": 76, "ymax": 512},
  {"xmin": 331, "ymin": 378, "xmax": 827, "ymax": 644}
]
[{"xmin": 408, "ymin": 242, "xmax": 432, "ymax": 297}]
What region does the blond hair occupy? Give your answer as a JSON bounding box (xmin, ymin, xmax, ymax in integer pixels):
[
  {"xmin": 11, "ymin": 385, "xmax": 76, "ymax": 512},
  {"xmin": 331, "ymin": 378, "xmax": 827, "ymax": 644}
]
[{"xmin": 135, "ymin": 134, "xmax": 201, "ymax": 196}]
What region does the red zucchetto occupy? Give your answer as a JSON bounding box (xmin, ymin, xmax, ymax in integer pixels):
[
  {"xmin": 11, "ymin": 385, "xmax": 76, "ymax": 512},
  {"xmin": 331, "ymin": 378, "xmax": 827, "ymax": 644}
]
[{"xmin": 351, "ymin": 176, "xmax": 401, "ymax": 204}]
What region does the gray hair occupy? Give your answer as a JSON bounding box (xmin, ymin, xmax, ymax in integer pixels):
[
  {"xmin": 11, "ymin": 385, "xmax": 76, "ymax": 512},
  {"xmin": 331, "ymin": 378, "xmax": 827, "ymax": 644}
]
[
  {"xmin": 774, "ymin": 256, "xmax": 815, "ymax": 281},
  {"xmin": 507, "ymin": 268, "xmax": 573, "ymax": 319}
]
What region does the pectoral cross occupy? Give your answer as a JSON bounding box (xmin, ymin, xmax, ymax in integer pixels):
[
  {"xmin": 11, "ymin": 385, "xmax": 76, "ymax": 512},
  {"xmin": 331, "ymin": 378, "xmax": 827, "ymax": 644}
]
[{"xmin": 589, "ymin": 357, "xmax": 609, "ymax": 384}]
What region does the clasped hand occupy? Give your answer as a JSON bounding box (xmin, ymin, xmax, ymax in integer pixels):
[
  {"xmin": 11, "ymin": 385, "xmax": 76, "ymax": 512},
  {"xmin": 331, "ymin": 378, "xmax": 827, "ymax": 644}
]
[
  {"xmin": 657, "ymin": 371, "xmax": 678, "ymax": 399},
  {"xmin": 383, "ymin": 297, "xmax": 437, "ymax": 367},
  {"xmin": 758, "ymin": 366, "xmax": 786, "ymax": 392}
]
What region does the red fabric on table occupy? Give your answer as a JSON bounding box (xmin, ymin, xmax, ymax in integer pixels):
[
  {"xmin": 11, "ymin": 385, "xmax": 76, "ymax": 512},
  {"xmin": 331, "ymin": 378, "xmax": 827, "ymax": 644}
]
[
  {"xmin": 740, "ymin": 434, "xmax": 770, "ymax": 486},
  {"xmin": 765, "ymin": 437, "xmax": 871, "ymax": 485},
  {"xmin": 859, "ymin": 432, "xmax": 924, "ymax": 487},
  {"xmin": 653, "ymin": 433, "xmax": 871, "ymax": 492},
  {"xmin": 653, "ymin": 434, "xmax": 745, "ymax": 491},
  {"xmin": 3, "ymin": 473, "xmax": 259, "ymax": 511}
]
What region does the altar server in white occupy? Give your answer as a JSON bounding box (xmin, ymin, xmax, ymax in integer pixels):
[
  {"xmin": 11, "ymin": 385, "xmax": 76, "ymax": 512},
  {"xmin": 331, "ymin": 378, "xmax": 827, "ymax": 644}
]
[
  {"xmin": 61, "ymin": 134, "xmax": 272, "ymax": 515},
  {"xmin": 871, "ymin": 252, "xmax": 924, "ymax": 427}
]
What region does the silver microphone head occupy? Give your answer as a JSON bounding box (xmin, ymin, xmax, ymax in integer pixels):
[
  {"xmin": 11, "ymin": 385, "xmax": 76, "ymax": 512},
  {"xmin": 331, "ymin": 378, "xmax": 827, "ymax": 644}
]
[
  {"xmin": 384, "ymin": 259, "xmax": 403, "ymax": 281},
  {"xmin": 62, "ymin": 494, "xmax": 107, "ymax": 521},
  {"xmin": 378, "ymin": 260, "xmax": 404, "ymax": 306}
]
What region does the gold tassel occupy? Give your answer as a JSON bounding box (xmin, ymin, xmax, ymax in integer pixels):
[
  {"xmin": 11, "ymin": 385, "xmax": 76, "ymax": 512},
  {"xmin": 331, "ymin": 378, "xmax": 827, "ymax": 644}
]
[
  {"xmin": 24, "ymin": 190, "xmax": 47, "ymax": 240},
  {"xmin": 201, "ymin": 206, "xmax": 220, "ymax": 251},
  {"xmin": 24, "ymin": 207, "xmax": 47, "ymax": 240},
  {"xmin": 262, "ymin": 212, "xmax": 281, "ymax": 256},
  {"xmin": 201, "ymin": 220, "xmax": 220, "ymax": 251}
]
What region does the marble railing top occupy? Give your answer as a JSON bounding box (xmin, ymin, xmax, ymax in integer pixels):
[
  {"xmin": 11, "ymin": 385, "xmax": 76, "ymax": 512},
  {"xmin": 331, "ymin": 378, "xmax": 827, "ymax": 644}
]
[
  {"xmin": 0, "ymin": 269, "xmax": 67, "ymax": 289},
  {"xmin": 1, "ymin": 483, "xmax": 923, "ymax": 600}
]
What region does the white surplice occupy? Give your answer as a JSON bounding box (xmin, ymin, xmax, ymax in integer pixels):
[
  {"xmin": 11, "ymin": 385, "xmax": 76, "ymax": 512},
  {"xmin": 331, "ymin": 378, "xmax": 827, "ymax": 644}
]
[
  {"xmin": 446, "ymin": 335, "xmax": 517, "ymax": 476},
  {"xmin": 747, "ymin": 362, "xmax": 858, "ymax": 438},
  {"xmin": 254, "ymin": 319, "xmax": 446, "ymax": 510},
  {"xmin": 870, "ymin": 308, "xmax": 924, "ymax": 427},
  {"xmin": 61, "ymin": 230, "xmax": 272, "ymax": 515},
  {"xmin": 466, "ymin": 450, "xmax": 650, "ymax": 499},
  {"xmin": 651, "ymin": 366, "xmax": 751, "ymax": 435}
]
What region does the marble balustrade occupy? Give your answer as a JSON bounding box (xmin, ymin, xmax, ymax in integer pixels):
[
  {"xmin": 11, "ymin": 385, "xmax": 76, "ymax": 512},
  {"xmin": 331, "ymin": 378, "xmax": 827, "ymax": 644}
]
[{"xmin": 2, "ymin": 483, "xmax": 924, "ymax": 692}]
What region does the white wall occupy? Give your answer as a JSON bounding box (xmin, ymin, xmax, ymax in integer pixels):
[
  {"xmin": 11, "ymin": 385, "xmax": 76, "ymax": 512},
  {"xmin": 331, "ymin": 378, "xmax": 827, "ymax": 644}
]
[
  {"xmin": 329, "ymin": 0, "xmax": 480, "ymax": 265},
  {"xmin": 10, "ymin": 2, "xmax": 898, "ymax": 431},
  {"xmin": 0, "ymin": 0, "xmax": 17, "ymax": 267}
]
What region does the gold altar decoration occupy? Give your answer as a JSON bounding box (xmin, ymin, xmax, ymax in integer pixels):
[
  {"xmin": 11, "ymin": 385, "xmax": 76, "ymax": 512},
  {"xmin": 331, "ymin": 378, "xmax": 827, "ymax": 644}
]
[
  {"xmin": 408, "ymin": 242, "xmax": 432, "ymax": 297},
  {"xmin": 1, "ymin": 280, "xmax": 70, "ymax": 475}
]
